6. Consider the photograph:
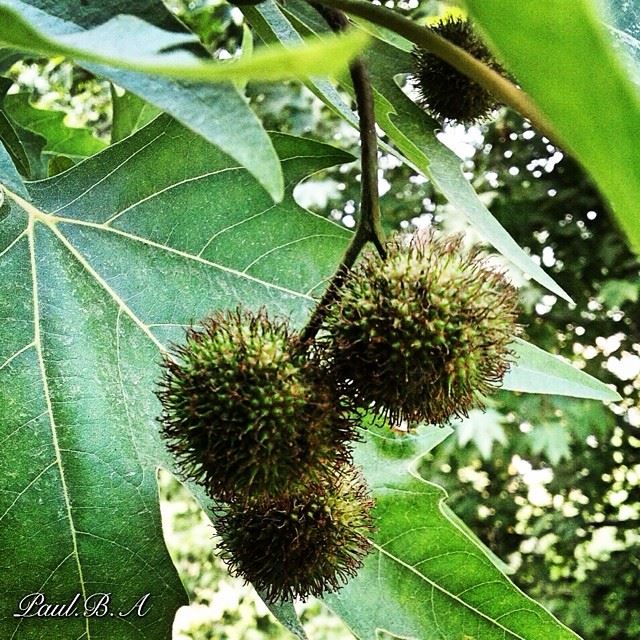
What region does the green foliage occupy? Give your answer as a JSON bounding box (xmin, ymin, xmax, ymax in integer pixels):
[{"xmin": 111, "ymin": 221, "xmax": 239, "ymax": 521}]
[
  {"xmin": 502, "ymin": 338, "xmax": 619, "ymax": 401},
  {"xmin": 4, "ymin": 92, "xmax": 106, "ymax": 160},
  {"xmin": 469, "ymin": 0, "xmax": 640, "ymax": 255},
  {"xmin": 427, "ymin": 107, "xmax": 640, "ymax": 640},
  {"xmin": 111, "ymin": 87, "xmax": 161, "ymax": 142},
  {"xmin": 323, "ymin": 424, "xmax": 581, "ymax": 640},
  {"xmin": 247, "ymin": 0, "xmax": 574, "ymax": 303},
  {"xmin": 1, "ymin": 1, "xmax": 638, "ymax": 639},
  {"xmin": 0, "ymin": 115, "xmax": 351, "ymax": 638}
]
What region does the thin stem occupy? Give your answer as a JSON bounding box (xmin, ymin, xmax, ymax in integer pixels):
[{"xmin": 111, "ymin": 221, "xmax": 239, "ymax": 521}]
[
  {"xmin": 312, "ymin": 0, "xmax": 558, "ymax": 142},
  {"xmin": 297, "ymin": 5, "xmax": 386, "ymax": 347},
  {"xmin": 297, "ymin": 228, "xmax": 368, "ymax": 346},
  {"xmin": 352, "ymin": 55, "xmax": 387, "ymax": 260}
]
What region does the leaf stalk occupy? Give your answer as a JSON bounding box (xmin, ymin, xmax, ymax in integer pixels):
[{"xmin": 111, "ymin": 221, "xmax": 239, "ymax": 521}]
[{"xmin": 297, "ymin": 4, "xmax": 386, "ymax": 347}]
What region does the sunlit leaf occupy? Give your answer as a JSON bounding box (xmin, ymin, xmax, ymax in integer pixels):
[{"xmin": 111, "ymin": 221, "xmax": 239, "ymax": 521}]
[
  {"xmin": 322, "ymin": 424, "xmax": 582, "ymax": 640},
  {"xmin": 503, "ymin": 338, "xmax": 621, "ymax": 402},
  {"xmin": 0, "ymin": 5, "xmax": 368, "ymax": 84}
]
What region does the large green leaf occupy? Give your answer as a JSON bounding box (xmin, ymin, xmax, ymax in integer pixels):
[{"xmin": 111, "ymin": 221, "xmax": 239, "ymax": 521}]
[
  {"xmin": 322, "ymin": 424, "xmax": 581, "ymax": 640},
  {"xmin": 468, "ymin": 0, "xmax": 640, "ymax": 255},
  {"xmin": 0, "ymin": 114, "xmax": 352, "ymax": 638},
  {"xmin": 0, "ymin": 4, "xmax": 368, "ymax": 84},
  {"xmin": 246, "ymin": 0, "xmax": 573, "ymax": 304},
  {"xmin": 10, "ymin": 0, "xmax": 284, "ymax": 201}
]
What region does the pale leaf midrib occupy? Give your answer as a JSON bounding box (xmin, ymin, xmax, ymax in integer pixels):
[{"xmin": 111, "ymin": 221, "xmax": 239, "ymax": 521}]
[{"xmin": 23, "ymin": 216, "xmax": 90, "ymax": 640}]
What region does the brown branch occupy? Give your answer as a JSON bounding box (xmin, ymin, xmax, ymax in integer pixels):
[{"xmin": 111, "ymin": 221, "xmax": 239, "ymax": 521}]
[{"xmin": 297, "ymin": 4, "xmax": 386, "ymax": 348}]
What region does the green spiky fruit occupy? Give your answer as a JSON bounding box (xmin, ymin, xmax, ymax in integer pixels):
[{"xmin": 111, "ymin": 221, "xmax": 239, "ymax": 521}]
[
  {"xmin": 411, "ymin": 17, "xmax": 502, "ymax": 124},
  {"xmin": 157, "ymin": 308, "xmax": 355, "ymax": 501},
  {"xmin": 216, "ymin": 466, "xmax": 374, "ymax": 602},
  {"xmin": 320, "ymin": 233, "xmax": 520, "ymax": 426}
]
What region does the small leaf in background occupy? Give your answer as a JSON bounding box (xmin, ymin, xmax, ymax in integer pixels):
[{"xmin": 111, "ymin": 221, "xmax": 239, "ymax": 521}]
[
  {"xmin": 468, "ymin": 0, "xmax": 640, "ymax": 255},
  {"xmin": 598, "ymin": 278, "xmax": 640, "ymax": 308},
  {"xmin": 530, "ymin": 423, "xmax": 572, "ymax": 466},
  {"xmin": 0, "ymin": 77, "xmax": 48, "ymax": 179},
  {"xmin": 456, "ymin": 408, "xmax": 508, "ymax": 460},
  {"xmin": 503, "ymin": 338, "xmax": 621, "ymax": 402},
  {"xmin": 0, "ymin": 92, "xmax": 29, "ymax": 176},
  {"xmin": 4, "ymin": 92, "xmax": 107, "ymax": 160}
]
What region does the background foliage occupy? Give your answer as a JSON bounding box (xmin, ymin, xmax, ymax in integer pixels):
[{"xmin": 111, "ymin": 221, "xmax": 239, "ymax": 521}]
[{"xmin": 1, "ymin": 0, "xmax": 638, "ymax": 638}]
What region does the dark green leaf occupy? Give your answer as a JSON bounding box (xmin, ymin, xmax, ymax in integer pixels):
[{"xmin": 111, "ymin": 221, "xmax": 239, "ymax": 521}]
[
  {"xmin": 0, "ymin": 78, "xmax": 29, "ymax": 177},
  {"xmin": 22, "ymin": 0, "xmax": 182, "ymax": 30},
  {"xmin": 0, "ymin": 113, "xmax": 352, "ymax": 638},
  {"xmin": 0, "ymin": 140, "xmax": 27, "ymax": 196}
]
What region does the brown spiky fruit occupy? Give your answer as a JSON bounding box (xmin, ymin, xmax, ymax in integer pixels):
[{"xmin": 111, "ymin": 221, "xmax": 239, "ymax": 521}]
[
  {"xmin": 411, "ymin": 17, "xmax": 502, "ymax": 124},
  {"xmin": 320, "ymin": 233, "xmax": 520, "ymax": 426},
  {"xmin": 215, "ymin": 466, "xmax": 374, "ymax": 602},
  {"xmin": 157, "ymin": 308, "xmax": 355, "ymax": 501}
]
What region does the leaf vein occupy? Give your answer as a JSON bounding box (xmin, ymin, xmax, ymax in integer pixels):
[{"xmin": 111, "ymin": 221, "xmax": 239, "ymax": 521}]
[{"xmin": 28, "ymin": 217, "xmax": 91, "ymax": 639}]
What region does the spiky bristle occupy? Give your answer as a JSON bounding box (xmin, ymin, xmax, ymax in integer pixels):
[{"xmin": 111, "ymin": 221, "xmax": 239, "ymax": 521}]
[
  {"xmin": 157, "ymin": 308, "xmax": 356, "ymax": 501},
  {"xmin": 320, "ymin": 233, "xmax": 520, "ymax": 426},
  {"xmin": 215, "ymin": 465, "xmax": 374, "ymax": 602}
]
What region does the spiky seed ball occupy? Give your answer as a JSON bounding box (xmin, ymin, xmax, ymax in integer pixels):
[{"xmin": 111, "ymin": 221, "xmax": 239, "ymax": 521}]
[
  {"xmin": 215, "ymin": 466, "xmax": 374, "ymax": 602},
  {"xmin": 157, "ymin": 308, "xmax": 355, "ymax": 501},
  {"xmin": 411, "ymin": 18, "xmax": 502, "ymax": 123},
  {"xmin": 320, "ymin": 233, "xmax": 520, "ymax": 426}
]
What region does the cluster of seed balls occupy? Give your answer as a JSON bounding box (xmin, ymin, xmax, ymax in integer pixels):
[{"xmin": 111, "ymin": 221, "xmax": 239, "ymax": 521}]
[{"xmin": 157, "ymin": 232, "xmax": 519, "ymax": 603}]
